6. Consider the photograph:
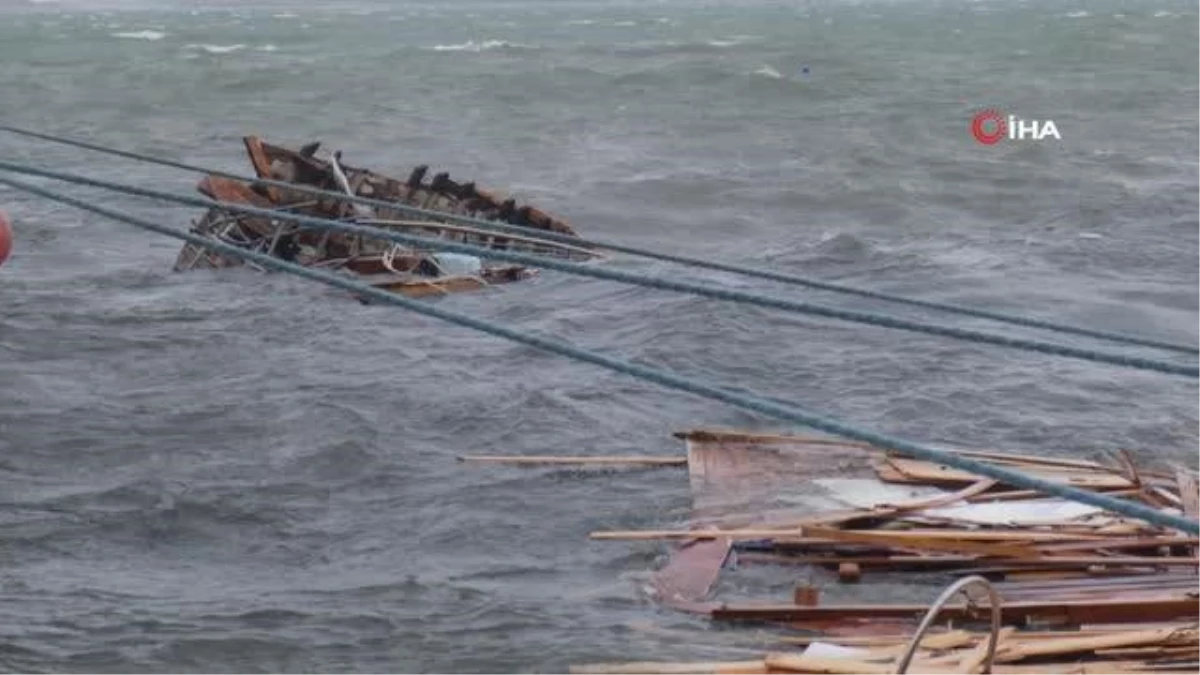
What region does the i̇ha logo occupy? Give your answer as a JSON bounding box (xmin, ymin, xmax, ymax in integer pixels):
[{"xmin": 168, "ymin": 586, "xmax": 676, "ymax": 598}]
[{"xmin": 971, "ymin": 109, "xmax": 1061, "ymax": 145}]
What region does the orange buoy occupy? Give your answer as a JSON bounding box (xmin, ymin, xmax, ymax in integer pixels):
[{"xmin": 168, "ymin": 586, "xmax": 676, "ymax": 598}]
[{"xmin": 0, "ymin": 210, "xmax": 12, "ymax": 266}]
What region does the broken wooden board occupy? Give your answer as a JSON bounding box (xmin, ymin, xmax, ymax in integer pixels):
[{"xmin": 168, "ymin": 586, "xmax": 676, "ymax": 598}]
[
  {"xmin": 710, "ymin": 597, "xmax": 1199, "ymax": 625},
  {"xmin": 649, "ymin": 538, "xmax": 733, "ymax": 611}
]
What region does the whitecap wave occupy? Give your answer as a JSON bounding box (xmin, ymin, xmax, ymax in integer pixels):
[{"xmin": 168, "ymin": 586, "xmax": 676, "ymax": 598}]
[
  {"xmin": 755, "ymin": 64, "xmax": 782, "ymax": 79},
  {"xmin": 186, "ymin": 43, "xmax": 245, "ymax": 54},
  {"xmin": 428, "ymin": 40, "xmax": 534, "ymax": 52},
  {"xmin": 1065, "ymin": 10, "xmax": 1090, "ymax": 17},
  {"xmin": 112, "ymin": 30, "xmax": 166, "ymax": 41}
]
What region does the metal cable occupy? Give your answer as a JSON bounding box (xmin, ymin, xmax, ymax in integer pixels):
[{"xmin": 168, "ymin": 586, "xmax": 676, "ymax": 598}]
[
  {"xmin": 1, "ymin": 173, "xmax": 1195, "ymax": 534},
  {"xmin": 0, "ymin": 123, "xmax": 1193, "ymax": 355},
  {"xmin": 0, "ymin": 159, "xmax": 1194, "ymax": 378}
]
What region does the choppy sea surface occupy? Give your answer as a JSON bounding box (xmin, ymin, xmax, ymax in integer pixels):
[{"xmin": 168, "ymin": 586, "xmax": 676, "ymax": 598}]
[{"xmin": 0, "ymin": 0, "xmax": 1197, "ymax": 671}]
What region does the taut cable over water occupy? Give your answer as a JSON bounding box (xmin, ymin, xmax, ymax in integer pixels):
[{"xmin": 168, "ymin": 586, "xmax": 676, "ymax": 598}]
[
  {"xmin": 0, "ymin": 123, "xmax": 1194, "ymax": 356},
  {"xmin": 0, "ymin": 159, "xmax": 1195, "ymax": 378},
  {"xmin": 0, "ymin": 173, "xmax": 1195, "ymax": 535}
]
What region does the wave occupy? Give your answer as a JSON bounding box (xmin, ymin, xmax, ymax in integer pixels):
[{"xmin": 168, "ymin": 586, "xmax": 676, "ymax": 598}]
[
  {"xmin": 599, "ymin": 40, "xmax": 754, "ymax": 57},
  {"xmin": 112, "ymin": 30, "xmax": 166, "ymax": 41},
  {"xmin": 186, "ymin": 43, "xmax": 245, "ymax": 54},
  {"xmin": 426, "ymin": 40, "xmax": 536, "ymax": 52},
  {"xmin": 704, "ymin": 35, "xmax": 761, "ymax": 48},
  {"xmin": 754, "ymin": 64, "xmax": 782, "ymax": 79}
]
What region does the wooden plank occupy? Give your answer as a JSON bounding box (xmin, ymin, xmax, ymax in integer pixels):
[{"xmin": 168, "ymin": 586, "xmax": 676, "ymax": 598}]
[
  {"xmin": 591, "ymin": 527, "xmax": 1111, "ymax": 543},
  {"xmin": 365, "ymin": 275, "xmax": 490, "ymax": 298},
  {"xmin": 569, "ymin": 660, "xmax": 770, "ymax": 674},
  {"xmin": 800, "ymin": 525, "xmax": 1040, "ymax": 559},
  {"xmin": 882, "ymin": 457, "xmax": 1134, "ymax": 490},
  {"xmin": 1177, "ymin": 469, "xmax": 1200, "ymax": 558},
  {"xmin": 992, "ymin": 627, "xmax": 1198, "ymax": 663},
  {"xmin": 965, "ymin": 487, "xmax": 1143, "ymax": 503},
  {"xmin": 650, "ymin": 538, "xmax": 732, "ymax": 609},
  {"xmin": 196, "ymin": 175, "xmax": 274, "ymax": 207},
  {"xmin": 763, "ymin": 652, "xmax": 958, "ymax": 674},
  {"xmin": 711, "ymin": 597, "xmax": 1199, "ymax": 624},
  {"xmin": 674, "ymin": 429, "xmax": 874, "ymax": 449},
  {"xmin": 591, "ymin": 528, "xmax": 803, "ymax": 541},
  {"xmin": 675, "ymin": 429, "xmax": 1149, "ymax": 473},
  {"xmin": 241, "ymin": 135, "xmax": 281, "ymax": 203},
  {"xmin": 1034, "ymin": 537, "xmax": 1199, "ymax": 554}
]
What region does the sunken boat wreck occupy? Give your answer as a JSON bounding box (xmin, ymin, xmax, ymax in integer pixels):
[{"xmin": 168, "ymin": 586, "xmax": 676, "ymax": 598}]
[{"xmin": 174, "ymin": 137, "xmax": 601, "ymax": 297}]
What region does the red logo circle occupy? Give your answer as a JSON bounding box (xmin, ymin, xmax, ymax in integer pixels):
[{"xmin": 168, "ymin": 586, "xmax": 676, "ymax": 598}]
[{"xmin": 971, "ymin": 109, "xmax": 1007, "ymax": 145}]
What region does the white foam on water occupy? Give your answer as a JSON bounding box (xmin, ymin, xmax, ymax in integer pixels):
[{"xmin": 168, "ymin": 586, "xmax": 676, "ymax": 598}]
[
  {"xmin": 112, "ymin": 30, "xmax": 167, "ymax": 41},
  {"xmin": 272, "ymin": 12, "xmax": 298, "ymax": 19},
  {"xmin": 186, "ymin": 43, "xmax": 246, "ymax": 54},
  {"xmin": 427, "ymin": 40, "xmax": 533, "ymax": 52},
  {"xmin": 1153, "ymin": 10, "xmax": 1174, "ymax": 17},
  {"xmin": 755, "ymin": 64, "xmax": 782, "ymax": 79},
  {"xmin": 612, "ymin": 20, "xmax": 637, "ymax": 27},
  {"xmin": 1065, "ymin": 10, "xmax": 1090, "ymax": 17}
]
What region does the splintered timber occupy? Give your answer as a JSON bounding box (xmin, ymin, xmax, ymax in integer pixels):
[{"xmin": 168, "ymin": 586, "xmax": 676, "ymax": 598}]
[{"xmin": 469, "ymin": 429, "xmax": 1200, "ymax": 673}]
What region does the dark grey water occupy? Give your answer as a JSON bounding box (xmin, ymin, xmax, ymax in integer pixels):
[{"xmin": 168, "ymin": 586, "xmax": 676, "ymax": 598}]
[{"xmin": 0, "ymin": 0, "xmax": 1197, "ymax": 671}]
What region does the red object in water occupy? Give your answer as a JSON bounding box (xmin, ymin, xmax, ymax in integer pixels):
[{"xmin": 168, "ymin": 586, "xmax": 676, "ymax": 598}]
[{"xmin": 0, "ymin": 210, "xmax": 12, "ymax": 266}]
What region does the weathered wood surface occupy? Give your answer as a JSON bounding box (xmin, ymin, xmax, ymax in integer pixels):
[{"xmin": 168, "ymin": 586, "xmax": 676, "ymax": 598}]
[
  {"xmin": 247, "ymin": 136, "xmax": 579, "ymax": 235},
  {"xmin": 175, "ymin": 136, "xmax": 591, "ymax": 300}
]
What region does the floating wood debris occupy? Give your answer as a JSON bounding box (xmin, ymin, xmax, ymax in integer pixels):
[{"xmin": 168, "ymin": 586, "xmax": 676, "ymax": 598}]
[
  {"xmin": 474, "ymin": 428, "xmax": 1200, "ymax": 673},
  {"xmin": 173, "ymin": 137, "xmax": 601, "ymax": 297}
]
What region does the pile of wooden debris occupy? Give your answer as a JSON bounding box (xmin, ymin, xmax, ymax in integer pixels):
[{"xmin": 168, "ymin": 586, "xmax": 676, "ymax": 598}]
[
  {"xmin": 174, "ymin": 137, "xmax": 601, "ymax": 297},
  {"xmin": 464, "ymin": 430, "xmax": 1199, "ymax": 674}
]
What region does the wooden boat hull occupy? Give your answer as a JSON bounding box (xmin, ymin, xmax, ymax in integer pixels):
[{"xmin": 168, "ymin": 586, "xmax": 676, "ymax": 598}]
[
  {"xmin": 173, "ymin": 139, "xmax": 598, "ymax": 299},
  {"xmin": 244, "ymin": 136, "xmax": 577, "ymax": 235}
]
